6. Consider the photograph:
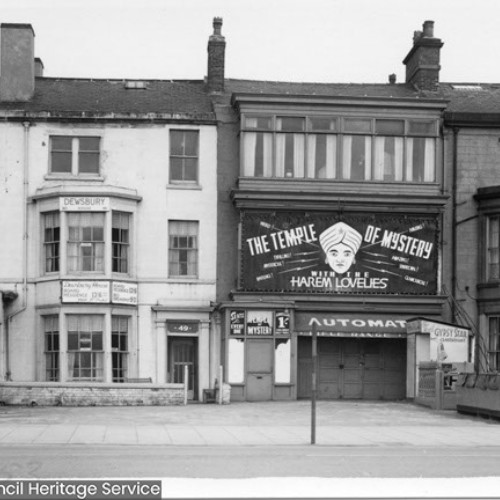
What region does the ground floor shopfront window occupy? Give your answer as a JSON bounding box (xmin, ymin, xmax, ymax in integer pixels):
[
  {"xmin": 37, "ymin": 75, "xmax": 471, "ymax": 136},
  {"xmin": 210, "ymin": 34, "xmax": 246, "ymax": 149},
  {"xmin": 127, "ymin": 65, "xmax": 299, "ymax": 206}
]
[
  {"xmin": 226, "ymin": 309, "xmax": 293, "ymax": 401},
  {"xmin": 42, "ymin": 311, "xmax": 132, "ymax": 383}
]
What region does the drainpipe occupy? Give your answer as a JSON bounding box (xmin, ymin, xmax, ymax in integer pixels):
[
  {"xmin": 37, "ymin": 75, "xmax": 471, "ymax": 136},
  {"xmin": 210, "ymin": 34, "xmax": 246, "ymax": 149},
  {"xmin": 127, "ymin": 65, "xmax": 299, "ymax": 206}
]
[
  {"xmin": 5, "ymin": 121, "xmax": 31, "ymax": 380},
  {"xmin": 451, "ymin": 127, "xmax": 459, "ymax": 323}
]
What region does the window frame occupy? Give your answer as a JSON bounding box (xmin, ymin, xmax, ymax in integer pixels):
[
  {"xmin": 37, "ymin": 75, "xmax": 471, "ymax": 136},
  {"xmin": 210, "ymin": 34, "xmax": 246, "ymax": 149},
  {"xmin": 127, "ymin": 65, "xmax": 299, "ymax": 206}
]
[
  {"xmin": 43, "ymin": 211, "xmax": 60, "ymax": 274},
  {"xmin": 43, "ymin": 315, "xmax": 60, "ymax": 382},
  {"xmin": 486, "ymin": 215, "xmax": 500, "ymax": 282},
  {"xmin": 488, "ymin": 316, "xmax": 500, "ymax": 371},
  {"xmin": 169, "ymin": 129, "xmax": 200, "ymax": 184},
  {"xmin": 111, "ymin": 315, "xmax": 129, "ymax": 382},
  {"xmin": 49, "ymin": 135, "xmax": 101, "ymax": 176},
  {"xmin": 240, "ymin": 113, "xmax": 439, "ymax": 184},
  {"xmin": 168, "ymin": 220, "xmax": 199, "ymax": 278}
]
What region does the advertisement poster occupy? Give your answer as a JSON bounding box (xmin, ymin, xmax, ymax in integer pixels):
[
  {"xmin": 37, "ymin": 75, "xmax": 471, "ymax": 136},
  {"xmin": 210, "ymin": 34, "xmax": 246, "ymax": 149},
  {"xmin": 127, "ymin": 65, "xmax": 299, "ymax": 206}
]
[
  {"xmin": 275, "ymin": 310, "xmax": 291, "ymax": 335},
  {"xmin": 246, "ymin": 310, "xmax": 273, "ymax": 335},
  {"xmin": 230, "ymin": 310, "xmax": 246, "ymax": 335},
  {"xmin": 241, "ymin": 212, "xmax": 438, "ymax": 294}
]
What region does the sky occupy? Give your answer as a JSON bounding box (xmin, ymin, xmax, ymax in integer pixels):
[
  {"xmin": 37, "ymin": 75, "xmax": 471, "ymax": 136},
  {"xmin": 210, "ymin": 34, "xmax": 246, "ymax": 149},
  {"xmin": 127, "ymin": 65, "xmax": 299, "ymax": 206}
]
[{"xmin": 1, "ymin": 0, "xmax": 500, "ymax": 84}]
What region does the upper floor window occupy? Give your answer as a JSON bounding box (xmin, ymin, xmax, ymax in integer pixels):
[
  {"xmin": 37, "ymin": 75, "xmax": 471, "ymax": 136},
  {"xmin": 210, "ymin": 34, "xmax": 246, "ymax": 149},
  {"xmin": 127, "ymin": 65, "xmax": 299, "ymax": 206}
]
[
  {"xmin": 67, "ymin": 212, "xmax": 105, "ymax": 273},
  {"xmin": 487, "ymin": 216, "xmax": 500, "ymax": 281},
  {"xmin": 241, "ymin": 115, "xmax": 438, "ymax": 183},
  {"xmin": 170, "ymin": 130, "xmax": 199, "ymax": 183},
  {"xmin": 488, "ymin": 316, "xmax": 500, "ymax": 371},
  {"xmin": 112, "ymin": 212, "xmax": 130, "ymax": 274},
  {"xmin": 43, "ymin": 212, "xmax": 60, "ymax": 273},
  {"xmin": 168, "ymin": 220, "xmax": 198, "ymax": 277},
  {"xmin": 50, "ymin": 136, "xmax": 100, "ymax": 175}
]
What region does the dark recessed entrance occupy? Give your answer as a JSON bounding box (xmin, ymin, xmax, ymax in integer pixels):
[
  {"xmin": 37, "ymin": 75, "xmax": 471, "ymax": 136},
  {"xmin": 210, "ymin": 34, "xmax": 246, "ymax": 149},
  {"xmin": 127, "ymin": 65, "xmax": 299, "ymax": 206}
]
[{"xmin": 297, "ymin": 337, "xmax": 406, "ymax": 400}]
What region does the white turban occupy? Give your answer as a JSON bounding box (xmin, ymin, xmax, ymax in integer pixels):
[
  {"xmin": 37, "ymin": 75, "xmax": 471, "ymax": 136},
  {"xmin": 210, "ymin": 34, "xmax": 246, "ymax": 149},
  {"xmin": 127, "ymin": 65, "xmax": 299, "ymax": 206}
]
[{"xmin": 319, "ymin": 222, "xmax": 362, "ymax": 255}]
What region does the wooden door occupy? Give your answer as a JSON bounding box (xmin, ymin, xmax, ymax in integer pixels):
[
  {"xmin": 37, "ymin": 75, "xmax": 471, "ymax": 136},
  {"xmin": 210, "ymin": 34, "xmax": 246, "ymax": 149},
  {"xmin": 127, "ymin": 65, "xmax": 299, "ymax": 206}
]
[
  {"xmin": 169, "ymin": 337, "xmax": 197, "ymax": 400},
  {"xmin": 246, "ymin": 338, "xmax": 273, "ymax": 401}
]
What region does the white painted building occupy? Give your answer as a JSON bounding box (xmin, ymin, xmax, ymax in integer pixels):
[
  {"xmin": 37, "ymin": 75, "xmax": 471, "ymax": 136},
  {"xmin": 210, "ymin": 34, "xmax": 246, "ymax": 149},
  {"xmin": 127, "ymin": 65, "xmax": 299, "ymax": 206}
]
[{"xmin": 0, "ymin": 23, "xmax": 219, "ymax": 401}]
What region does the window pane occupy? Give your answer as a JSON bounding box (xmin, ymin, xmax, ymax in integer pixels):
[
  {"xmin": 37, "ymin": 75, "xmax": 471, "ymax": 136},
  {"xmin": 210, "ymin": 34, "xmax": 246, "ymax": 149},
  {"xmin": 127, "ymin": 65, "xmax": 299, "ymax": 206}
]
[
  {"xmin": 309, "ymin": 118, "xmax": 336, "ymax": 131},
  {"xmin": 306, "ymin": 135, "xmax": 336, "ymax": 179},
  {"xmin": 277, "ymin": 117, "xmax": 305, "ymax": 132},
  {"xmin": 79, "ymin": 137, "xmax": 100, "ymax": 152},
  {"xmin": 275, "ymin": 133, "xmax": 305, "ymax": 178},
  {"xmin": 79, "ymin": 153, "xmax": 99, "ymax": 174},
  {"xmin": 51, "ymin": 152, "xmax": 72, "ymax": 173},
  {"xmin": 408, "ymin": 121, "xmax": 436, "ymax": 135},
  {"xmin": 344, "ymin": 119, "xmax": 371, "ymax": 133},
  {"xmin": 242, "ymin": 132, "xmax": 273, "ymax": 177},
  {"xmin": 67, "ymin": 213, "xmax": 105, "ymax": 272},
  {"xmin": 342, "ymin": 135, "xmax": 371, "ymax": 180},
  {"xmin": 406, "ymin": 138, "xmax": 435, "ymax": 182},
  {"xmin": 245, "ymin": 116, "xmax": 272, "ymax": 130},
  {"xmin": 374, "ymin": 136, "xmax": 403, "ymax": 181},
  {"xmin": 376, "ymin": 120, "xmax": 404, "ymax": 135},
  {"xmin": 228, "ymin": 338, "xmax": 245, "ymax": 383}
]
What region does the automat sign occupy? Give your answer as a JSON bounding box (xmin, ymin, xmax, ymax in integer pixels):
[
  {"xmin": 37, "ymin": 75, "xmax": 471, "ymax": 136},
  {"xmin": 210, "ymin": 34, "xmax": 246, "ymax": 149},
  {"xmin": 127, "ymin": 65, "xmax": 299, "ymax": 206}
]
[{"xmin": 241, "ymin": 212, "xmax": 438, "ymax": 294}]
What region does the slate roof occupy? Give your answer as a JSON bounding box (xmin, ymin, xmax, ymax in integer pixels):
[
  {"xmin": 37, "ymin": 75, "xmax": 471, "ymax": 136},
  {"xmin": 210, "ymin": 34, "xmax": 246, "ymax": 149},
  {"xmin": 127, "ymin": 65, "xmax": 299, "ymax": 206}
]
[
  {"xmin": 1, "ymin": 77, "xmax": 500, "ymax": 125},
  {"xmin": 0, "ymin": 78, "xmax": 216, "ymax": 121}
]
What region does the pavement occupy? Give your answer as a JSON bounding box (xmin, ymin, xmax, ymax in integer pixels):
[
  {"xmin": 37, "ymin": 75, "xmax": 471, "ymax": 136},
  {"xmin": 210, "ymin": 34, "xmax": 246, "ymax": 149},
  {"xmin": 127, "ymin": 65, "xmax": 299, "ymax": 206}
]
[{"xmin": 0, "ymin": 400, "xmax": 499, "ymax": 447}]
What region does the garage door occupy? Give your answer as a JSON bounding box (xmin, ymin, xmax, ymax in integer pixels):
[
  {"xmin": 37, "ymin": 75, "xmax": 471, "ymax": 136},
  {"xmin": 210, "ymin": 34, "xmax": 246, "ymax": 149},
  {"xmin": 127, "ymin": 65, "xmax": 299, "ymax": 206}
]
[{"xmin": 297, "ymin": 337, "xmax": 406, "ymax": 400}]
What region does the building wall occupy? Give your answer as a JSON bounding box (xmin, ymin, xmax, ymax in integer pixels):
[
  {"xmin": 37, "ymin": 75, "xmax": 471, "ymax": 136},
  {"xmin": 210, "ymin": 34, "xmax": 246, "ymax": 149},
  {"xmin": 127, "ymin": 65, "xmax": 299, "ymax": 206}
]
[{"xmin": 0, "ymin": 120, "xmax": 218, "ymax": 398}]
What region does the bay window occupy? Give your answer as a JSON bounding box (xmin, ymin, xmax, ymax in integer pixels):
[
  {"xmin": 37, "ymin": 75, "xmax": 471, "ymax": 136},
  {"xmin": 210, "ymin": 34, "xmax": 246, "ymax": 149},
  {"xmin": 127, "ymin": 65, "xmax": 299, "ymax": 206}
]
[
  {"xmin": 67, "ymin": 213, "xmax": 105, "ymax": 272},
  {"xmin": 240, "ymin": 114, "xmax": 438, "ymax": 183}
]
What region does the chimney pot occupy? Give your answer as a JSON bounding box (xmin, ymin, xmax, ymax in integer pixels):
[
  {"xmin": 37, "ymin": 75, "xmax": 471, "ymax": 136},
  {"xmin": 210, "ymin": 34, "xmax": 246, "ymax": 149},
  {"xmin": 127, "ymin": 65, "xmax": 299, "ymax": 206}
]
[
  {"xmin": 35, "ymin": 57, "xmax": 44, "ymax": 77},
  {"xmin": 423, "ymin": 20, "xmax": 434, "ymax": 38},
  {"xmin": 389, "ymin": 73, "xmax": 396, "ymax": 84},
  {"xmin": 213, "ymin": 17, "xmax": 223, "ymax": 36}
]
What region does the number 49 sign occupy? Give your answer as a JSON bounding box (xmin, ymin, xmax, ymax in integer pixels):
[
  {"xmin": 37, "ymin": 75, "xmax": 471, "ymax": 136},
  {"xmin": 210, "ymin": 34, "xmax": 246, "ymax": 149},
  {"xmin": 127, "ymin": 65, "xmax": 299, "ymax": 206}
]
[{"xmin": 275, "ymin": 311, "xmax": 290, "ymax": 335}]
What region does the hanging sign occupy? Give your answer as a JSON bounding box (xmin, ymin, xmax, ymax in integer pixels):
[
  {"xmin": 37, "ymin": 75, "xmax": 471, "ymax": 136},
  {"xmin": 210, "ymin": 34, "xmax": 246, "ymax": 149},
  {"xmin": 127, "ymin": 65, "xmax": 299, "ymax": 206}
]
[{"xmin": 241, "ymin": 212, "xmax": 438, "ymax": 295}]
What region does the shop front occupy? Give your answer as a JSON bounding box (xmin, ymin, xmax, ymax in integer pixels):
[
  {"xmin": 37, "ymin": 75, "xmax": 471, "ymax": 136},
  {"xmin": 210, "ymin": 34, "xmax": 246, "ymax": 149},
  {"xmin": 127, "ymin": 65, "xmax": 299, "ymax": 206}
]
[
  {"xmin": 224, "ymin": 209, "xmax": 442, "ymax": 401},
  {"xmin": 295, "ymin": 313, "xmax": 408, "ymax": 400}
]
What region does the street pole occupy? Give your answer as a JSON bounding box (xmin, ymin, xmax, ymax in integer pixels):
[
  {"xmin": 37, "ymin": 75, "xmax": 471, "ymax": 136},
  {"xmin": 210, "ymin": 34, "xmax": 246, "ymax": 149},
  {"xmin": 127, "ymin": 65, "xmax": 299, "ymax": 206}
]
[{"xmin": 311, "ymin": 323, "xmax": 317, "ymax": 445}]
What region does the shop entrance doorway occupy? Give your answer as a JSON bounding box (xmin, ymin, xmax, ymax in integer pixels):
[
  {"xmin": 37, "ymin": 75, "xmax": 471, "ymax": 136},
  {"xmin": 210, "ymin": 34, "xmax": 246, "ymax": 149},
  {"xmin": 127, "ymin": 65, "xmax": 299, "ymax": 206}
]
[
  {"xmin": 168, "ymin": 337, "xmax": 197, "ymax": 400},
  {"xmin": 297, "ymin": 337, "xmax": 406, "ymax": 400},
  {"xmin": 246, "ymin": 338, "xmax": 273, "ymax": 401}
]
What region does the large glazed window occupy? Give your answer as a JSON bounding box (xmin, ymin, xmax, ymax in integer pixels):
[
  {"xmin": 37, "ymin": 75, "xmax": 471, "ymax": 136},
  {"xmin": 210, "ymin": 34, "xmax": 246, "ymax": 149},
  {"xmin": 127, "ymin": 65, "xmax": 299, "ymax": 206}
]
[{"xmin": 241, "ymin": 114, "xmax": 438, "ymax": 183}]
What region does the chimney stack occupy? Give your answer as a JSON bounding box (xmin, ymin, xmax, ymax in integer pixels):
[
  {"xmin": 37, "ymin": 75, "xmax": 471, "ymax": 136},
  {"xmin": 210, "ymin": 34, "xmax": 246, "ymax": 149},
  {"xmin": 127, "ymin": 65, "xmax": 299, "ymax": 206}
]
[
  {"xmin": 207, "ymin": 17, "xmax": 225, "ymax": 93},
  {"xmin": 0, "ymin": 23, "xmax": 35, "ymax": 101},
  {"xmin": 402, "ymin": 20, "xmax": 443, "ymax": 91}
]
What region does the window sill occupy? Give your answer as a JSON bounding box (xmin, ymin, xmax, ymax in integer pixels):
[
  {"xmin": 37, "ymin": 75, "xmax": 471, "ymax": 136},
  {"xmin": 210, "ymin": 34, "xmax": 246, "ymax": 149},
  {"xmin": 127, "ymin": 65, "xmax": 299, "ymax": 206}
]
[
  {"xmin": 44, "ymin": 174, "xmax": 105, "ymax": 182},
  {"xmin": 167, "ymin": 183, "xmax": 202, "ymax": 191}
]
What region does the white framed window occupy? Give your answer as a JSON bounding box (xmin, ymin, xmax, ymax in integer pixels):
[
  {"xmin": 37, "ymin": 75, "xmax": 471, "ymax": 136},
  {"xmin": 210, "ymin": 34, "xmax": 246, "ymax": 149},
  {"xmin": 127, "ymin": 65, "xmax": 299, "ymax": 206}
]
[
  {"xmin": 241, "ymin": 114, "xmax": 438, "ymax": 184},
  {"xmin": 67, "ymin": 314, "xmax": 104, "ymax": 381},
  {"xmin": 487, "ymin": 216, "xmax": 500, "ymax": 281},
  {"xmin": 169, "ymin": 130, "xmax": 199, "ymax": 182},
  {"xmin": 112, "ymin": 316, "xmax": 129, "ymax": 382},
  {"xmin": 43, "ymin": 315, "xmax": 60, "ymax": 382},
  {"xmin": 50, "ymin": 136, "xmax": 100, "ymax": 175},
  {"xmin": 488, "ymin": 316, "xmax": 500, "ymax": 371},
  {"xmin": 67, "ymin": 212, "xmax": 105, "ymax": 272},
  {"xmin": 43, "ymin": 212, "xmax": 60, "ymax": 273},
  {"xmin": 168, "ymin": 220, "xmax": 199, "ymax": 277},
  {"xmin": 112, "ymin": 212, "xmax": 130, "ymax": 274}
]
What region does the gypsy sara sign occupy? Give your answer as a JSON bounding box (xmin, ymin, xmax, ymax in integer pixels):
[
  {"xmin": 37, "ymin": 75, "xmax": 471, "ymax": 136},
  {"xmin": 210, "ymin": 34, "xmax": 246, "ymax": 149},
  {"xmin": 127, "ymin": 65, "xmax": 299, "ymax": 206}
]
[{"xmin": 241, "ymin": 213, "xmax": 438, "ymax": 294}]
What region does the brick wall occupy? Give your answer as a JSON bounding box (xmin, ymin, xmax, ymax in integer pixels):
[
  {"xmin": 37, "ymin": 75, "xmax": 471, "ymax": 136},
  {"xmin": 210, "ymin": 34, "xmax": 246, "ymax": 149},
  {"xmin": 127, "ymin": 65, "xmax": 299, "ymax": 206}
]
[{"xmin": 0, "ymin": 382, "xmax": 186, "ymax": 406}]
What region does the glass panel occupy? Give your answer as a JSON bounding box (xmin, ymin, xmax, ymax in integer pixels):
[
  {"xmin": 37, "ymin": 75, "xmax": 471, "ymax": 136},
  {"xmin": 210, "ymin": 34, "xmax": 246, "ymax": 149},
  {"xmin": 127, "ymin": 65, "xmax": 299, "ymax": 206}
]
[
  {"xmin": 275, "ymin": 338, "xmax": 291, "ymax": 383},
  {"xmin": 406, "ymin": 137, "xmax": 435, "ymax": 182},
  {"xmin": 488, "ymin": 217, "xmax": 500, "ymax": 280},
  {"xmin": 242, "ymin": 132, "xmax": 273, "ymax": 177},
  {"xmin": 376, "ymin": 119, "xmax": 404, "ymax": 135},
  {"xmin": 51, "ymin": 152, "xmax": 72, "ymax": 173},
  {"xmin": 309, "ymin": 118, "xmax": 336, "ymax": 131},
  {"xmin": 342, "ymin": 135, "xmax": 371, "ymax": 180},
  {"xmin": 245, "ymin": 116, "xmax": 272, "ymax": 130},
  {"xmin": 374, "ymin": 136, "xmax": 403, "ymax": 181},
  {"xmin": 277, "ymin": 117, "xmax": 305, "ymax": 132},
  {"xmin": 78, "ymin": 153, "xmax": 99, "ymax": 174},
  {"xmin": 408, "ymin": 120, "xmax": 436, "ymax": 136},
  {"xmin": 344, "ymin": 118, "xmax": 371, "ymax": 133},
  {"xmin": 79, "ymin": 137, "xmax": 100, "ymax": 152},
  {"xmin": 228, "ymin": 338, "xmax": 245, "ymax": 383}
]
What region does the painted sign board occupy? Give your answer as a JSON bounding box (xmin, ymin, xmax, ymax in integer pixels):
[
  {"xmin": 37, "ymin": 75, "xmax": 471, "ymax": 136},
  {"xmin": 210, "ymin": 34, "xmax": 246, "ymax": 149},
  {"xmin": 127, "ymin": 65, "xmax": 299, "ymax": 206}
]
[
  {"xmin": 62, "ymin": 280, "xmax": 110, "ymax": 303},
  {"xmin": 406, "ymin": 318, "xmax": 470, "ymax": 363},
  {"xmin": 296, "ymin": 313, "xmax": 407, "ymax": 337},
  {"xmin": 112, "ymin": 281, "xmax": 138, "ymax": 305},
  {"xmin": 241, "ymin": 212, "xmax": 438, "ymax": 295},
  {"xmin": 167, "ymin": 321, "xmax": 199, "ymax": 334},
  {"xmin": 60, "ymin": 196, "xmax": 110, "ymax": 212},
  {"xmin": 62, "ymin": 280, "xmax": 138, "ymax": 305},
  {"xmin": 229, "ymin": 310, "xmax": 246, "ymax": 335}
]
